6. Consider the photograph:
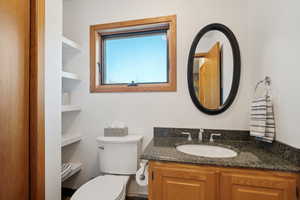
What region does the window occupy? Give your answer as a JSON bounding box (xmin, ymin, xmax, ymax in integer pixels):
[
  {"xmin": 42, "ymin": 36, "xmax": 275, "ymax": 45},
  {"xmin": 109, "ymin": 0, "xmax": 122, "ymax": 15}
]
[
  {"xmin": 90, "ymin": 15, "xmax": 176, "ymax": 92},
  {"xmin": 103, "ymin": 32, "xmax": 168, "ymax": 85}
]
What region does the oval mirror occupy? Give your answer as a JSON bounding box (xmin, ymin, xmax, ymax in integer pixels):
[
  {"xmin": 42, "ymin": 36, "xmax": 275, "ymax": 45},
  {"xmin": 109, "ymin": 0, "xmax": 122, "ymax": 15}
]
[{"xmin": 188, "ymin": 23, "xmax": 241, "ymax": 115}]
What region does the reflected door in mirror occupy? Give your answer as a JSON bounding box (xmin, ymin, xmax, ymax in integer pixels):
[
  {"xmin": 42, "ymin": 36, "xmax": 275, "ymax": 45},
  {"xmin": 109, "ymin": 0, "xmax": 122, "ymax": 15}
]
[{"xmin": 194, "ymin": 42, "xmax": 221, "ymax": 109}]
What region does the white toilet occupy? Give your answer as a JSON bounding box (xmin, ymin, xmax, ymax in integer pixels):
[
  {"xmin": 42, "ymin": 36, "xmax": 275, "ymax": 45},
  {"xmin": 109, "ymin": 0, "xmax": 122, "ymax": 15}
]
[{"xmin": 71, "ymin": 135, "xmax": 143, "ymax": 200}]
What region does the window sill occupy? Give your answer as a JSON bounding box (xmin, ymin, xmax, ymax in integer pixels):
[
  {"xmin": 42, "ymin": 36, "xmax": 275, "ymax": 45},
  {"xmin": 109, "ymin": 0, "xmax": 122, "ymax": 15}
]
[{"xmin": 90, "ymin": 83, "xmax": 176, "ymax": 93}]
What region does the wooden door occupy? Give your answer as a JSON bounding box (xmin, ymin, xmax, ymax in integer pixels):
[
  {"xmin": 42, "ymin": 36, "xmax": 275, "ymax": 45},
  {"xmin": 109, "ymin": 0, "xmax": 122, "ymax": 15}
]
[
  {"xmin": 149, "ymin": 162, "xmax": 218, "ymax": 200},
  {"xmin": 198, "ymin": 42, "xmax": 221, "ymax": 109},
  {"xmin": 0, "ymin": 0, "xmax": 30, "ymax": 199},
  {"xmin": 220, "ymin": 172, "xmax": 297, "ymax": 200}
]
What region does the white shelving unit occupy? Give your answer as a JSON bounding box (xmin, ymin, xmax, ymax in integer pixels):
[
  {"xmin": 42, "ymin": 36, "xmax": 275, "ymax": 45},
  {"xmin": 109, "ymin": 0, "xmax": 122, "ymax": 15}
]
[
  {"xmin": 62, "ymin": 134, "xmax": 82, "ymax": 147},
  {"xmin": 61, "ymin": 105, "xmax": 81, "ymax": 113},
  {"xmin": 62, "ymin": 36, "xmax": 81, "ymax": 50},
  {"xmin": 62, "ymin": 162, "xmax": 83, "ymax": 182},
  {"xmin": 62, "ymin": 71, "xmax": 80, "ymax": 80},
  {"xmin": 62, "ymin": 36, "xmax": 81, "ymax": 66},
  {"xmin": 61, "ymin": 35, "xmax": 82, "ymax": 184}
]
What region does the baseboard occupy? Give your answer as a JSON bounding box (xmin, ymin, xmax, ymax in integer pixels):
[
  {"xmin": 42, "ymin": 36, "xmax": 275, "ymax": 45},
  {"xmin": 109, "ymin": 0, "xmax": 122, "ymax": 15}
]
[
  {"xmin": 126, "ymin": 196, "xmax": 148, "ymax": 200},
  {"xmin": 127, "ymin": 192, "xmax": 148, "ymax": 199}
]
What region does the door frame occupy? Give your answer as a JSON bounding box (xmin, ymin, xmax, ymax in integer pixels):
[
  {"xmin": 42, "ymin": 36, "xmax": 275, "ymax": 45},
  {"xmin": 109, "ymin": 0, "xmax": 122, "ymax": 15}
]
[{"xmin": 29, "ymin": 0, "xmax": 45, "ymax": 199}]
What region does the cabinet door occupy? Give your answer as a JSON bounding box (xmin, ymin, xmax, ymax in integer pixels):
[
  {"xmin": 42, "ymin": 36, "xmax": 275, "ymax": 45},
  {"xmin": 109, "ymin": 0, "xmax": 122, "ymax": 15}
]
[
  {"xmin": 150, "ymin": 163, "xmax": 218, "ymax": 200},
  {"xmin": 220, "ymin": 172, "xmax": 297, "ymax": 200}
]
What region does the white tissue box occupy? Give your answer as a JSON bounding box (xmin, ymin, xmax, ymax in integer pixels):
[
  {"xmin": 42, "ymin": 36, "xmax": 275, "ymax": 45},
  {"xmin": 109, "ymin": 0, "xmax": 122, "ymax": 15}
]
[{"xmin": 104, "ymin": 127, "xmax": 128, "ymax": 137}]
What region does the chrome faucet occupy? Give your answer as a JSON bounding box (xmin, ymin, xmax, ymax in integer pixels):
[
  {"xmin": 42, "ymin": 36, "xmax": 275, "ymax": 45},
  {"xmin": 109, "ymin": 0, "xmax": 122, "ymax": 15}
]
[
  {"xmin": 199, "ymin": 129, "xmax": 204, "ymax": 141},
  {"xmin": 210, "ymin": 133, "xmax": 221, "ymax": 142},
  {"xmin": 181, "ymin": 132, "xmax": 192, "ymax": 141}
]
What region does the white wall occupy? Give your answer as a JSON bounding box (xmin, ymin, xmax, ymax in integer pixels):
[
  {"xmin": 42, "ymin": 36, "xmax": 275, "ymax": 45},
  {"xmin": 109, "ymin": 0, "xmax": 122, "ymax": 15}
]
[
  {"xmin": 45, "ymin": 0, "xmax": 62, "ymax": 199},
  {"xmin": 62, "ymin": 0, "xmax": 251, "ymax": 195},
  {"xmin": 247, "ymin": 0, "xmax": 300, "ymax": 148}
]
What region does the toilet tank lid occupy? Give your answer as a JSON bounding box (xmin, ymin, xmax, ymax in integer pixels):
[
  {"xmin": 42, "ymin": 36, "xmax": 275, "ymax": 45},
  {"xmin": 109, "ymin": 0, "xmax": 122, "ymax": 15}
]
[{"xmin": 96, "ymin": 135, "xmax": 143, "ymax": 144}]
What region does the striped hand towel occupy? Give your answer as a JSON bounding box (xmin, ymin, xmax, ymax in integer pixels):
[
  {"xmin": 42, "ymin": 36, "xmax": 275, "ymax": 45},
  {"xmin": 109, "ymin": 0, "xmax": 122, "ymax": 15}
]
[
  {"xmin": 61, "ymin": 163, "xmax": 72, "ymax": 179},
  {"xmin": 250, "ymin": 94, "xmax": 276, "ymax": 143}
]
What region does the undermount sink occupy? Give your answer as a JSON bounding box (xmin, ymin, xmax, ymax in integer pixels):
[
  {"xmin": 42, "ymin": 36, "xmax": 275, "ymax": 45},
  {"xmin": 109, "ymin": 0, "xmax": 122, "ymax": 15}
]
[{"xmin": 176, "ymin": 144, "xmax": 237, "ymax": 158}]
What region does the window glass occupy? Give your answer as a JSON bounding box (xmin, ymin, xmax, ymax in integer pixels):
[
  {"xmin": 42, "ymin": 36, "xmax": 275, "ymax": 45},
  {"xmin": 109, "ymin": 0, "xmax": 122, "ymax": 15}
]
[{"xmin": 103, "ymin": 32, "xmax": 168, "ymax": 85}]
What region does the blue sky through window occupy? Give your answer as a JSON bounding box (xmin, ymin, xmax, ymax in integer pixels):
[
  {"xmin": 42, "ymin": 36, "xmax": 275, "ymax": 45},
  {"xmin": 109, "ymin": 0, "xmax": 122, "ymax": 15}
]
[{"xmin": 104, "ymin": 33, "xmax": 168, "ymax": 84}]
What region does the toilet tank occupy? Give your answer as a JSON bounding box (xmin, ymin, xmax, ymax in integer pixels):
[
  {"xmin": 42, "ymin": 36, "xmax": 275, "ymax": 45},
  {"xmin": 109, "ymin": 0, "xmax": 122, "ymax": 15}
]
[{"xmin": 96, "ymin": 135, "xmax": 143, "ymax": 175}]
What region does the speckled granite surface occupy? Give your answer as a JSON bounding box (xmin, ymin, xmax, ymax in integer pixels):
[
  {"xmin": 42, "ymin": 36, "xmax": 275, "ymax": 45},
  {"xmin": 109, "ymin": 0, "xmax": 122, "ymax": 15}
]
[{"xmin": 141, "ymin": 128, "xmax": 300, "ymax": 173}]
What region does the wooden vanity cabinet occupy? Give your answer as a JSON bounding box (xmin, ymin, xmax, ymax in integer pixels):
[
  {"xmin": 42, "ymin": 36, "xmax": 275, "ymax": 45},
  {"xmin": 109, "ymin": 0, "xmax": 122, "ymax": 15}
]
[
  {"xmin": 148, "ymin": 161, "xmax": 299, "ymax": 200},
  {"xmin": 149, "ymin": 162, "xmax": 218, "ymax": 200}
]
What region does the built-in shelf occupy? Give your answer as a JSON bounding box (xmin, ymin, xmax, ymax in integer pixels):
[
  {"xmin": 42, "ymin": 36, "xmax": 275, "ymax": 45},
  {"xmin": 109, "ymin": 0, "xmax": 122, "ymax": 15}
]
[
  {"xmin": 62, "ymin": 105, "xmax": 81, "ymax": 113},
  {"xmin": 62, "ymin": 36, "xmax": 81, "ymax": 51},
  {"xmin": 62, "ymin": 162, "xmax": 82, "ymax": 182},
  {"xmin": 61, "ymin": 34, "xmax": 82, "ymax": 185},
  {"xmin": 62, "ymin": 71, "xmax": 80, "ymax": 80},
  {"xmin": 62, "ymin": 134, "xmax": 82, "ymax": 147}
]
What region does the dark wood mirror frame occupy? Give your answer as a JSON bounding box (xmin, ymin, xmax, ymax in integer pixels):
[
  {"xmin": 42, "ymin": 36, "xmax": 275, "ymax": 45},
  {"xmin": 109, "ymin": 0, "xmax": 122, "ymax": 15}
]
[{"xmin": 187, "ymin": 23, "xmax": 241, "ymax": 115}]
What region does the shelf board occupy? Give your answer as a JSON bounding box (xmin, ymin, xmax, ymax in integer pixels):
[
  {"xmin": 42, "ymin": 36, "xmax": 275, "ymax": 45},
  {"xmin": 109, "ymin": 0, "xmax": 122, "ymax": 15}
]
[
  {"xmin": 62, "ymin": 36, "xmax": 80, "ymax": 50},
  {"xmin": 62, "ymin": 105, "xmax": 81, "ymax": 113},
  {"xmin": 62, "ymin": 71, "xmax": 80, "ymax": 80},
  {"xmin": 62, "ymin": 162, "xmax": 82, "ymax": 182},
  {"xmin": 62, "ymin": 134, "xmax": 82, "ymax": 147}
]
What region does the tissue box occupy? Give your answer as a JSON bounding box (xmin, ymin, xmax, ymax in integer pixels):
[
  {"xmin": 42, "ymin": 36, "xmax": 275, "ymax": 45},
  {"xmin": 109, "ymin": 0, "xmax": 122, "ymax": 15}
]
[{"xmin": 104, "ymin": 127, "xmax": 128, "ymax": 137}]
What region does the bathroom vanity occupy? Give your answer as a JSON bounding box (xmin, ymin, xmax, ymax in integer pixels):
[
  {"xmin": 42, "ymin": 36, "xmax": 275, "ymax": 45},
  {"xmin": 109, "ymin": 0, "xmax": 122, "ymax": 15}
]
[
  {"xmin": 141, "ymin": 128, "xmax": 300, "ymax": 200},
  {"xmin": 148, "ymin": 161, "xmax": 298, "ymax": 200}
]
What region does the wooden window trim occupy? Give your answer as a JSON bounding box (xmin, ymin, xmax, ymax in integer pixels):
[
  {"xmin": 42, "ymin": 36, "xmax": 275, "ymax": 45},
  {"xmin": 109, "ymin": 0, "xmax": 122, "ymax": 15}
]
[{"xmin": 90, "ymin": 15, "xmax": 177, "ymax": 93}]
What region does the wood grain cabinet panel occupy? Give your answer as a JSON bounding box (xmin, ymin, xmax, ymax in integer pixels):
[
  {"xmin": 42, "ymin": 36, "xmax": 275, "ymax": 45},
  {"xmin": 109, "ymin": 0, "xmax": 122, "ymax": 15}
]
[
  {"xmin": 232, "ymin": 185, "xmax": 283, "ymax": 200},
  {"xmin": 220, "ymin": 172, "xmax": 297, "ymax": 200},
  {"xmin": 149, "ymin": 162, "xmax": 218, "ymax": 200}
]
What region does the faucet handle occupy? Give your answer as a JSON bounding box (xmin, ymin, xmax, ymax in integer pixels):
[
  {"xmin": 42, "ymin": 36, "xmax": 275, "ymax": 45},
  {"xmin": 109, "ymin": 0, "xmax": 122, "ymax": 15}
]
[
  {"xmin": 181, "ymin": 132, "xmax": 192, "ymax": 141},
  {"xmin": 210, "ymin": 133, "xmax": 221, "ymax": 142}
]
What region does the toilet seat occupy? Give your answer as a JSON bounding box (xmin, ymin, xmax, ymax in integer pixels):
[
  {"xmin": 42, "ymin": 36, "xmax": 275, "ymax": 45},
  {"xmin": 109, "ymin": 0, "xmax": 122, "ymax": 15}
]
[{"xmin": 71, "ymin": 175, "xmax": 129, "ymax": 200}]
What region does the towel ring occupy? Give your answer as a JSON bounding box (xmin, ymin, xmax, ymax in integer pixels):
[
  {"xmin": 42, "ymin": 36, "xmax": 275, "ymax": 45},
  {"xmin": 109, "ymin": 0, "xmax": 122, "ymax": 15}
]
[{"xmin": 255, "ymin": 76, "xmax": 271, "ymax": 91}]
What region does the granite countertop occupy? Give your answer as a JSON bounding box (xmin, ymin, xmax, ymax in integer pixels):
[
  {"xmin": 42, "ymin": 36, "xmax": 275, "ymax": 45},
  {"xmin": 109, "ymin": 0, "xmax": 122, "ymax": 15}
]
[{"xmin": 141, "ymin": 137, "xmax": 300, "ymax": 173}]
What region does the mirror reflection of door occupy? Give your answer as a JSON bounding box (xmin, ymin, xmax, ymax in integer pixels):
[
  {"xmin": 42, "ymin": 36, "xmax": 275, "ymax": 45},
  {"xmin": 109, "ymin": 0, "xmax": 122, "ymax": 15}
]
[{"xmin": 194, "ymin": 42, "xmax": 221, "ymax": 109}]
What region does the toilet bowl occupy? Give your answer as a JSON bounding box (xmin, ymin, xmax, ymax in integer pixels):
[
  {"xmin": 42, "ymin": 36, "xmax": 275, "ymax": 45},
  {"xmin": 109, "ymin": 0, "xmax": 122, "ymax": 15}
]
[
  {"xmin": 71, "ymin": 175, "xmax": 129, "ymax": 200},
  {"xmin": 71, "ymin": 135, "xmax": 143, "ymax": 200}
]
